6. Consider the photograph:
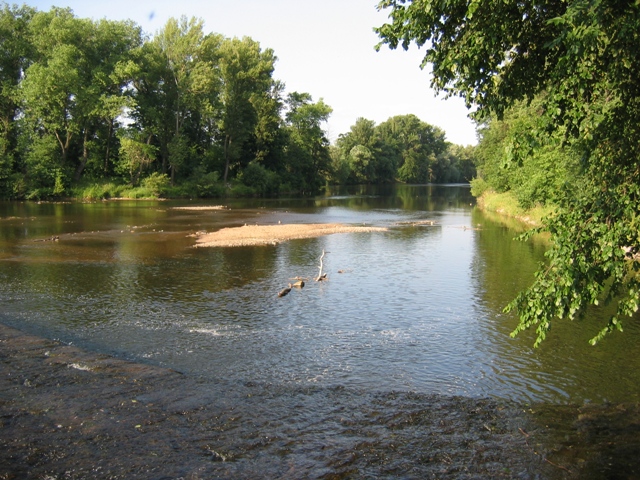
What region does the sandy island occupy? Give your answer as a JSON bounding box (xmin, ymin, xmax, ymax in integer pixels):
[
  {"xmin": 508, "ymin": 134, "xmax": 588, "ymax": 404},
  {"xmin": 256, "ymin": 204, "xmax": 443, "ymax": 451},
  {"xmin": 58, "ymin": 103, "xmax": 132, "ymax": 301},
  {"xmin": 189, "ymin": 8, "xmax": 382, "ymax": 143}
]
[
  {"xmin": 171, "ymin": 205, "xmax": 227, "ymax": 211},
  {"xmin": 195, "ymin": 223, "xmax": 387, "ymax": 247}
]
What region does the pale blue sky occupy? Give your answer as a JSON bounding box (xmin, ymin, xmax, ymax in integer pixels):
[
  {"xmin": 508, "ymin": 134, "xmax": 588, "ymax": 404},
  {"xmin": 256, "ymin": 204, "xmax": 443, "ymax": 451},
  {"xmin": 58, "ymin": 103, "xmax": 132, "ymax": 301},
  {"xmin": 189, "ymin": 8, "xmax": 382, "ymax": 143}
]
[{"xmin": 25, "ymin": 0, "xmax": 478, "ymax": 145}]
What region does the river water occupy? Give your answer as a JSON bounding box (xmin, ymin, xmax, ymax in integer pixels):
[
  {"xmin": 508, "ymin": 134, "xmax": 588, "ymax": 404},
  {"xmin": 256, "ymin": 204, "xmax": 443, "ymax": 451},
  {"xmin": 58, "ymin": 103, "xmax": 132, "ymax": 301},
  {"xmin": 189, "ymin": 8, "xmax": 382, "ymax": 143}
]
[{"xmin": 1, "ymin": 184, "xmax": 639, "ymax": 405}]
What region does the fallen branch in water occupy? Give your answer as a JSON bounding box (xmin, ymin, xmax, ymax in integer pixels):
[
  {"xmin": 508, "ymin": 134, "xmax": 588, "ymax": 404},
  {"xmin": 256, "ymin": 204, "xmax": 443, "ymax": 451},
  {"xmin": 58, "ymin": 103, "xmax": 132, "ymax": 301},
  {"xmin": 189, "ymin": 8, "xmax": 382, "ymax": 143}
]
[
  {"xmin": 315, "ymin": 249, "xmax": 327, "ymax": 281},
  {"xmin": 278, "ymin": 284, "xmax": 292, "ymax": 297}
]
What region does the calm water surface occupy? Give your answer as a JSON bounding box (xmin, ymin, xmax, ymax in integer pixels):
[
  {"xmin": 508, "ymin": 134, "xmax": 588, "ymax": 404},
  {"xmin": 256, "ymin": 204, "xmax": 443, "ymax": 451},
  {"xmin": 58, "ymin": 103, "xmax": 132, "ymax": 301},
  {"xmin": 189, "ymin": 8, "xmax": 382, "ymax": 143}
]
[{"xmin": 1, "ymin": 185, "xmax": 639, "ymax": 404}]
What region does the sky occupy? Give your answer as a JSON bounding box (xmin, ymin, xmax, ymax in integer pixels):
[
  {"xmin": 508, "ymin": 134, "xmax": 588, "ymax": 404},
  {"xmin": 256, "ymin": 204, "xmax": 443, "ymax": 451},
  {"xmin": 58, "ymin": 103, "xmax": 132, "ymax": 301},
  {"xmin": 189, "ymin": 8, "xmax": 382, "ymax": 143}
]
[{"xmin": 26, "ymin": 0, "xmax": 478, "ymax": 146}]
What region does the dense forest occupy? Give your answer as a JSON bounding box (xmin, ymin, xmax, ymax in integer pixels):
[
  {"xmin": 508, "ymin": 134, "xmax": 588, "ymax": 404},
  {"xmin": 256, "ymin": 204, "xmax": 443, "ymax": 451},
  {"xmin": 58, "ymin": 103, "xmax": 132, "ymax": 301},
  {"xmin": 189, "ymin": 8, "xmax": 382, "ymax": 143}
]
[{"xmin": 0, "ymin": 4, "xmax": 475, "ymax": 200}]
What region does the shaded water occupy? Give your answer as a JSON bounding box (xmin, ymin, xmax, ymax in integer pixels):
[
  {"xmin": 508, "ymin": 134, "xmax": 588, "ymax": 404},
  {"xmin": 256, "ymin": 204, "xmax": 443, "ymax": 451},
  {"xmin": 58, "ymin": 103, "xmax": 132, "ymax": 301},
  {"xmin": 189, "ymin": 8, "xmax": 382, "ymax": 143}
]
[{"xmin": 1, "ymin": 185, "xmax": 639, "ymax": 404}]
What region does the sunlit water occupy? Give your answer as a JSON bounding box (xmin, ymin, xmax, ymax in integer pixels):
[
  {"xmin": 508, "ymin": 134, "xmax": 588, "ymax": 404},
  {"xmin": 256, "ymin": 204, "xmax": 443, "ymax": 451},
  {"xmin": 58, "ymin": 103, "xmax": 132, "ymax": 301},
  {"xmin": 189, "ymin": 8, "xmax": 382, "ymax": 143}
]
[{"xmin": 1, "ymin": 185, "xmax": 639, "ymax": 404}]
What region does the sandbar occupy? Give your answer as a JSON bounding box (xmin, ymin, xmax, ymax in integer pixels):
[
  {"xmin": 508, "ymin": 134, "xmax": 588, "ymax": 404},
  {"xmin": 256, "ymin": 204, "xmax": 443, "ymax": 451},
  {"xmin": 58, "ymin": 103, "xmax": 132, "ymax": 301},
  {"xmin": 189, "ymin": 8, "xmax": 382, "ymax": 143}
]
[
  {"xmin": 195, "ymin": 223, "xmax": 387, "ymax": 247},
  {"xmin": 171, "ymin": 205, "xmax": 227, "ymax": 211}
]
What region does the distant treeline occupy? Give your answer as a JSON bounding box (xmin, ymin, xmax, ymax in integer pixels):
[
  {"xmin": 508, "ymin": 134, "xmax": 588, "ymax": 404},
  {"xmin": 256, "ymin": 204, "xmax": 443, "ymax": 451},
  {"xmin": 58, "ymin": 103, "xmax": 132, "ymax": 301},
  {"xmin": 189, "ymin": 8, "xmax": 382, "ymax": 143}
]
[
  {"xmin": 332, "ymin": 115, "xmax": 475, "ymax": 185},
  {"xmin": 0, "ymin": 4, "xmax": 476, "ymax": 200}
]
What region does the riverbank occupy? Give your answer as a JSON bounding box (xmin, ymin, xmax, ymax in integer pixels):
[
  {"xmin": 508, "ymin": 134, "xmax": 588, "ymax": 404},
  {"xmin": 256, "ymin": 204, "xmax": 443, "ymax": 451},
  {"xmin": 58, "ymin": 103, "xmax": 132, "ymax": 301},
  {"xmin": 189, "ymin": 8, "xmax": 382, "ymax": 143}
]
[
  {"xmin": 2, "ymin": 322, "xmax": 639, "ymax": 479},
  {"xmin": 475, "ymin": 190, "xmax": 554, "ymax": 228}
]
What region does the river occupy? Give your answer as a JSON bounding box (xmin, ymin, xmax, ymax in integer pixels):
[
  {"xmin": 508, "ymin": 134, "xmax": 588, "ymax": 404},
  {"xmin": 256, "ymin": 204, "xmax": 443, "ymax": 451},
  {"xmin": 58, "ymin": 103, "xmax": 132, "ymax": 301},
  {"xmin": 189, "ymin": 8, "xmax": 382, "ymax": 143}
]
[{"xmin": 1, "ymin": 184, "xmax": 638, "ymax": 406}]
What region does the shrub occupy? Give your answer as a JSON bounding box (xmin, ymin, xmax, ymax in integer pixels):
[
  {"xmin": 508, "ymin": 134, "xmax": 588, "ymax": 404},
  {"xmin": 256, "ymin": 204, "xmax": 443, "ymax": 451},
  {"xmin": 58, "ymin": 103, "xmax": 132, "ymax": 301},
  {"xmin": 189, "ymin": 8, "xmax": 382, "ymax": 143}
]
[
  {"xmin": 239, "ymin": 162, "xmax": 281, "ymax": 196},
  {"xmin": 140, "ymin": 172, "xmax": 170, "ymax": 197},
  {"xmin": 470, "ymin": 177, "xmax": 489, "ymax": 197},
  {"xmin": 195, "ymin": 171, "xmax": 225, "ymax": 198}
]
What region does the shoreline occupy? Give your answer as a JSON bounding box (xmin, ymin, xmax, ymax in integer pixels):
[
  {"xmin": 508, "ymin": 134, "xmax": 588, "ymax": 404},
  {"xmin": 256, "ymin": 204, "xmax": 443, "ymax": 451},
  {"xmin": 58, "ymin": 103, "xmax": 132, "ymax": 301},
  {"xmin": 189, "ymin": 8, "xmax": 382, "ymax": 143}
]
[
  {"xmin": 474, "ymin": 190, "xmax": 553, "ymax": 228},
  {"xmin": 2, "ymin": 322, "xmax": 639, "ymax": 478}
]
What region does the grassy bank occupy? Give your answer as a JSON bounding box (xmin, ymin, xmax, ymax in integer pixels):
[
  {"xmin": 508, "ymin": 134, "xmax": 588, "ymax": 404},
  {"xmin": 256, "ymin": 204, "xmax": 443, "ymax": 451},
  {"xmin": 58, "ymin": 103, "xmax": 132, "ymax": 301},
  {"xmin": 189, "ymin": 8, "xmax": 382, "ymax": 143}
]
[
  {"xmin": 474, "ymin": 189, "xmax": 554, "ymax": 228},
  {"xmin": 69, "ymin": 175, "xmax": 270, "ymax": 201}
]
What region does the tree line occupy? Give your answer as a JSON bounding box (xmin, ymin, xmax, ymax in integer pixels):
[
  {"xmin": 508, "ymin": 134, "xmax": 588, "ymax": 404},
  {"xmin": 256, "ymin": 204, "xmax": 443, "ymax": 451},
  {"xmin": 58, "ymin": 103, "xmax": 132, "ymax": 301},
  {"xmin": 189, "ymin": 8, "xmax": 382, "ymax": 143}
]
[
  {"xmin": 0, "ymin": 4, "xmax": 474, "ymax": 200},
  {"xmin": 331, "ymin": 115, "xmax": 475, "ymax": 185}
]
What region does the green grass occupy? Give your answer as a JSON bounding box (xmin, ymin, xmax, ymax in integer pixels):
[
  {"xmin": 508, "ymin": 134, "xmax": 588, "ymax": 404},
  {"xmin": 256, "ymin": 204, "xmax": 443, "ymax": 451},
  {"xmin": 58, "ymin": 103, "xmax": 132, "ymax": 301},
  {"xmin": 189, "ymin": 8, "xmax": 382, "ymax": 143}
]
[
  {"xmin": 71, "ymin": 182, "xmax": 128, "ymax": 200},
  {"xmin": 476, "ymin": 189, "xmax": 555, "ymax": 227}
]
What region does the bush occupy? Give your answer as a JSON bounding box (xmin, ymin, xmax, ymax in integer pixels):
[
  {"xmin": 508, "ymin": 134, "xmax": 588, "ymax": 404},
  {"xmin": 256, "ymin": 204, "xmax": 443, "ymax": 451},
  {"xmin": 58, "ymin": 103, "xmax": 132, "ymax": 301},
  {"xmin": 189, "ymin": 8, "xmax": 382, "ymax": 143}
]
[
  {"xmin": 119, "ymin": 186, "xmax": 155, "ymax": 199},
  {"xmin": 73, "ymin": 182, "xmax": 121, "ymax": 200},
  {"xmin": 140, "ymin": 172, "xmax": 170, "ymax": 197},
  {"xmin": 470, "ymin": 177, "xmax": 490, "ymax": 197},
  {"xmin": 163, "ymin": 184, "xmax": 193, "ymax": 198},
  {"xmin": 239, "ymin": 162, "xmax": 281, "ymax": 196},
  {"xmin": 195, "ymin": 171, "xmax": 225, "ymax": 198},
  {"xmin": 228, "ymin": 182, "xmax": 256, "ymax": 197}
]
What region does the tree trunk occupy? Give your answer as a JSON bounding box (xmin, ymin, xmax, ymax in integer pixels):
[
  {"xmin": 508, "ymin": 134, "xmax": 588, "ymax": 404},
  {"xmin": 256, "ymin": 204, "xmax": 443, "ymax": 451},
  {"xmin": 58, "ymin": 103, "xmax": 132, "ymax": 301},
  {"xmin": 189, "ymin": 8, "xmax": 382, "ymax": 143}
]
[
  {"xmin": 54, "ymin": 130, "xmax": 72, "ymax": 165},
  {"xmin": 223, "ymin": 134, "xmax": 232, "ymax": 184},
  {"xmin": 104, "ymin": 118, "xmax": 114, "ymax": 174},
  {"xmin": 74, "ymin": 129, "xmax": 90, "ymax": 181},
  {"xmin": 161, "ymin": 144, "xmax": 168, "ymax": 174}
]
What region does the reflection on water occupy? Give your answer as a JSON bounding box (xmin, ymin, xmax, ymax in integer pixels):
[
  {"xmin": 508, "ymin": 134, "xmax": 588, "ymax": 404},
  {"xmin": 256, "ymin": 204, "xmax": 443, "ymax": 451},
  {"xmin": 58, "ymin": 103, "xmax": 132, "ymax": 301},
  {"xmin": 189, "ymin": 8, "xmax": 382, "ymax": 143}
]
[{"xmin": 1, "ymin": 185, "xmax": 639, "ymax": 404}]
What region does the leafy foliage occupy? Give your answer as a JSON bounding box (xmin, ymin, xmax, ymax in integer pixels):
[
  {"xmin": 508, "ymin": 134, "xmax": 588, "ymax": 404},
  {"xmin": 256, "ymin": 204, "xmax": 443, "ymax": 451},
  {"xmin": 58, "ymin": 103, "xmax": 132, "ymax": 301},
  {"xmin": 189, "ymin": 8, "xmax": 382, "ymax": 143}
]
[
  {"xmin": 377, "ymin": 0, "xmax": 640, "ymax": 344},
  {"xmin": 282, "ymin": 92, "xmax": 333, "ymax": 193},
  {"xmin": 0, "ymin": 6, "xmax": 334, "ymax": 199},
  {"xmin": 333, "ymin": 114, "xmax": 475, "ymax": 185},
  {"xmin": 474, "ymin": 97, "xmax": 580, "ymax": 209}
]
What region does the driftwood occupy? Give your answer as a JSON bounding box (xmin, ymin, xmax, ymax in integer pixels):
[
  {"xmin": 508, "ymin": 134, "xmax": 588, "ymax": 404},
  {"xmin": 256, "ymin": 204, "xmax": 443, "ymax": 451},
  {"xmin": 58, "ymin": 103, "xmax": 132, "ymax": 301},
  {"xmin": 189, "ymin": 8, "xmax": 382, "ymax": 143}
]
[
  {"xmin": 278, "ymin": 284, "xmax": 292, "ymax": 297},
  {"xmin": 279, "ymin": 250, "xmax": 326, "ymax": 297},
  {"xmin": 315, "ymin": 249, "xmax": 327, "ymax": 282},
  {"xmin": 34, "ymin": 235, "xmax": 60, "ymax": 242}
]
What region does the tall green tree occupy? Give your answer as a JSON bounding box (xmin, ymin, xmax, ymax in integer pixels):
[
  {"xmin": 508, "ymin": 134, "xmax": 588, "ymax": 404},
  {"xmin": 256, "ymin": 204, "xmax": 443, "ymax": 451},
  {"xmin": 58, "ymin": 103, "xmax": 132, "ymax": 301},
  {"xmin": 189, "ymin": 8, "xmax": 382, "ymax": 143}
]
[
  {"xmin": 0, "ymin": 4, "xmax": 34, "ymax": 196},
  {"xmin": 153, "ymin": 16, "xmax": 215, "ymax": 183},
  {"xmin": 20, "ymin": 8, "xmax": 88, "ymax": 170},
  {"xmin": 336, "ymin": 117, "xmax": 379, "ymax": 183},
  {"xmin": 377, "ymin": 0, "xmax": 640, "ymax": 345},
  {"xmin": 87, "ymin": 18, "xmax": 142, "ymax": 178},
  {"xmin": 218, "ymin": 36, "xmax": 278, "ymax": 183},
  {"xmin": 283, "ymin": 92, "xmax": 333, "ymax": 193},
  {"xmin": 0, "ymin": 5, "xmax": 333, "ymax": 199},
  {"xmin": 376, "ymin": 114, "xmax": 447, "ymax": 183},
  {"xmin": 20, "ymin": 7, "xmax": 140, "ymax": 192},
  {"xmin": 333, "ymin": 114, "xmax": 467, "ymax": 185},
  {"xmin": 440, "ymin": 143, "xmax": 477, "ymax": 183},
  {"xmin": 127, "ymin": 41, "xmax": 173, "ymax": 177}
]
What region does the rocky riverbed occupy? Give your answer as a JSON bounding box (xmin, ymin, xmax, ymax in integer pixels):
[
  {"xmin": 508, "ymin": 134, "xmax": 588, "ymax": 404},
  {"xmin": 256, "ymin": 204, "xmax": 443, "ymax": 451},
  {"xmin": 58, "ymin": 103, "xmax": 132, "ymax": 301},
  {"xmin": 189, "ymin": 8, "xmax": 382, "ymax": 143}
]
[{"xmin": 1, "ymin": 323, "xmax": 639, "ymax": 479}]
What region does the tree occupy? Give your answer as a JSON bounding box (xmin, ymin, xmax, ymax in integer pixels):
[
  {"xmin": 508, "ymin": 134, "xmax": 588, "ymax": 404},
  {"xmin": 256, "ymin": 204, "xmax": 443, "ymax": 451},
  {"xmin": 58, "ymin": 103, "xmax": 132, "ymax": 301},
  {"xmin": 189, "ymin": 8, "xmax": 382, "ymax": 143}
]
[
  {"xmin": 19, "ymin": 8, "xmax": 141, "ymax": 191},
  {"xmin": 0, "ymin": 4, "xmax": 35, "ymax": 197},
  {"xmin": 332, "ymin": 114, "xmax": 461, "ymax": 185},
  {"xmin": 376, "ymin": 114, "xmax": 447, "ymax": 183},
  {"xmin": 0, "ymin": 5, "xmax": 334, "ymax": 199},
  {"xmin": 283, "ymin": 92, "xmax": 333, "ymax": 193},
  {"xmin": 127, "ymin": 41, "xmax": 173, "ymax": 176},
  {"xmin": 117, "ymin": 134, "xmax": 157, "ymax": 185},
  {"xmin": 474, "ymin": 97, "xmax": 579, "ymax": 208},
  {"xmin": 376, "ymin": 0, "xmax": 640, "ymax": 345},
  {"xmin": 20, "ymin": 8, "xmax": 89, "ymax": 170},
  {"xmin": 85, "ymin": 18, "xmax": 142, "ymax": 178},
  {"xmin": 153, "ymin": 16, "xmax": 215, "ymax": 183},
  {"xmin": 433, "ymin": 143, "xmax": 477, "ymax": 183},
  {"xmin": 218, "ymin": 36, "xmax": 278, "ymax": 183},
  {"xmin": 336, "ymin": 117, "xmax": 379, "ymax": 183}
]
